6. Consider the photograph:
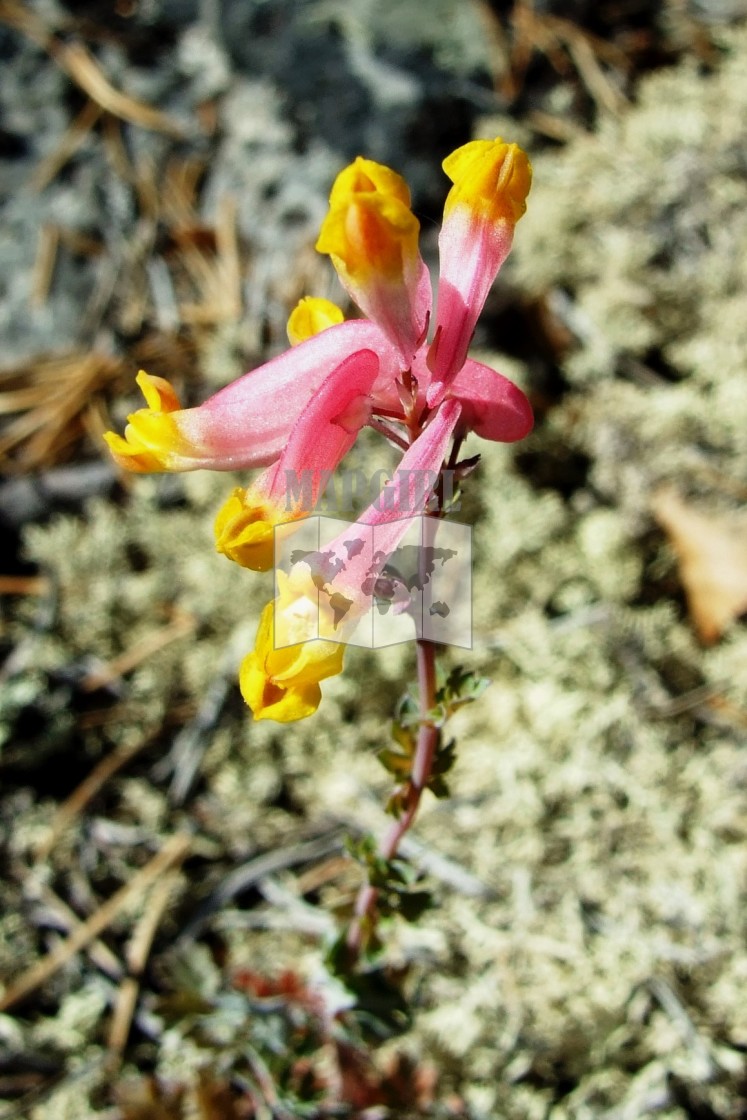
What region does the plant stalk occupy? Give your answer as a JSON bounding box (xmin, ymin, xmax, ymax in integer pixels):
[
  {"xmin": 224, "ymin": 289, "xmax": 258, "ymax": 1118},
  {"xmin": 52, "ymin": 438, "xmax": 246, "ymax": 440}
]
[{"xmin": 345, "ymin": 638, "xmax": 439, "ymax": 959}]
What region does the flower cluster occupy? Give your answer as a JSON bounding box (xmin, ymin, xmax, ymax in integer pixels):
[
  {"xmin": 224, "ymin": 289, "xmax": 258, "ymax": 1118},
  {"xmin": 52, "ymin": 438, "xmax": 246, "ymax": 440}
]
[{"xmin": 105, "ymin": 138, "xmax": 532, "ymax": 722}]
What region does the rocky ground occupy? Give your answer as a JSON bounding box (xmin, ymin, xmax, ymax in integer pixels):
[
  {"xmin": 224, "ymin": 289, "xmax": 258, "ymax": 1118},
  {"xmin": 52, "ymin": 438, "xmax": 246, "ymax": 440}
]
[{"xmin": 1, "ymin": 1, "xmax": 747, "ymax": 1117}]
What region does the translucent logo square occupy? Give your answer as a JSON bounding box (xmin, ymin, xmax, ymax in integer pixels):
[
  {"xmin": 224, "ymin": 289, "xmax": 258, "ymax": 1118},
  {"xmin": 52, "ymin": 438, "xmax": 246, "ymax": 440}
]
[{"xmin": 273, "ymin": 515, "xmax": 472, "ymax": 650}]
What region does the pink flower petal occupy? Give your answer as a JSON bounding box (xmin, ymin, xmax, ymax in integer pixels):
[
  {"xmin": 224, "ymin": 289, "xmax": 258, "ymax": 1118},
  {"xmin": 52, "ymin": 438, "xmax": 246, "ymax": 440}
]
[
  {"xmin": 426, "ymin": 140, "xmax": 532, "ymax": 406},
  {"xmin": 316, "ymin": 158, "xmax": 432, "ymax": 365},
  {"xmin": 295, "ymin": 399, "xmax": 463, "ymax": 623},
  {"xmin": 214, "ymin": 347, "xmax": 381, "ymax": 571},
  {"xmin": 108, "ymin": 321, "xmax": 399, "ymax": 473},
  {"xmin": 448, "ymin": 358, "xmax": 533, "ymax": 443}
]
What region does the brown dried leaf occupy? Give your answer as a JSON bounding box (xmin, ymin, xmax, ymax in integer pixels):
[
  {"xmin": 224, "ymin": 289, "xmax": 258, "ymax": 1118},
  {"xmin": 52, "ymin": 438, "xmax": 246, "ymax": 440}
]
[
  {"xmin": 652, "ymin": 487, "xmax": 747, "ymax": 644},
  {"xmin": 115, "ymin": 1076, "xmax": 184, "ymax": 1120},
  {"xmin": 195, "ymin": 1071, "xmax": 247, "ymax": 1120}
]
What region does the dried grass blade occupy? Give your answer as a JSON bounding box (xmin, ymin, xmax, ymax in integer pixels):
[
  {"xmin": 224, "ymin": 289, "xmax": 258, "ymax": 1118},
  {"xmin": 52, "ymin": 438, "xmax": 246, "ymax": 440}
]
[
  {"xmin": 80, "ymin": 611, "xmax": 196, "ymax": 692},
  {"xmin": 107, "ymin": 871, "xmax": 180, "ymax": 1060},
  {"xmin": 35, "ymin": 735, "xmax": 156, "ymax": 862},
  {"xmin": 30, "ymin": 100, "xmax": 102, "ymax": 192},
  {"xmin": 0, "ymin": 352, "xmax": 123, "ymax": 471},
  {"xmin": 0, "ymin": 1, "xmax": 184, "ymax": 135},
  {"xmin": 0, "ymin": 575, "xmax": 50, "ymax": 595},
  {"xmin": 30, "ymin": 223, "xmax": 61, "ymax": 307},
  {"xmin": 0, "ymin": 832, "xmax": 192, "ymax": 1013},
  {"xmin": 54, "ymin": 41, "xmax": 185, "ymax": 136}
]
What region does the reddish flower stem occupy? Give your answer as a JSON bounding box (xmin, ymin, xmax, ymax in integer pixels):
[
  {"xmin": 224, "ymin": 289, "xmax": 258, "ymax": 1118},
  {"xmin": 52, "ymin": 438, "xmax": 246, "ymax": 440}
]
[
  {"xmin": 367, "ymin": 416, "xmax": 409, "ymax": 452},
  {"xmin": 343, "ymin": 417, "xmax": 462, "ymax": 964},
  {"xmin": 345, "ymin": 637, "xmax": 439, "ymax": 959}
]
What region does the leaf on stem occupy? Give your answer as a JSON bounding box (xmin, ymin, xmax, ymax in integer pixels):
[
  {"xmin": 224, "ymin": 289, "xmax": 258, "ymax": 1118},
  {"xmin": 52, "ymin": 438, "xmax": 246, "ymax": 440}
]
[{"xmin": 437, "ymin": 664, "xmax": 491, "ymax": 709}]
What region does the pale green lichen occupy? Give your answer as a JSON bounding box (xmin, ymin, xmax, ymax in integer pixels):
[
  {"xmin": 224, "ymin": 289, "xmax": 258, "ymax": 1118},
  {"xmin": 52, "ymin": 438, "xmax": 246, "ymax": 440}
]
[{"xmin": 511, "ymin": 26, "xmax": 747, "ymax": 515}]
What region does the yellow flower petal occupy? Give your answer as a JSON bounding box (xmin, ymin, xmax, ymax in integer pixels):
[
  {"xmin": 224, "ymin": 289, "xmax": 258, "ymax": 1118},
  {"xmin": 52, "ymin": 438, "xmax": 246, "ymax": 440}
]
[
  {"xmin": 443, "ymin": 138, "xmax": 532, "ymax": 225},
  {"xmin": 240, "ymin": 649, "xmax": 322, "ymax": 722},
  {"xmin": 135, "ymin": 369, "xmax": 181, "ymax": 412},
  {"xmin": 240, "ymin": 600, "xmax": 345, "ymax": 722},
  {"xmin": 328, "ymin": 156, "xmax": 411, "ymax": 210},
  {"xmin": 316, "ymin": 192, "xmax": 420, "ymax": 283},
  {"xmin": 104, "ymin": 369, "xmax": 186, "ymax": 473},
  {"xmin": 286, "ymin": 296, "xmax": 345, "ymax": 345},
  {"xmin": 214, "ymin": 488, "xmax": 279, "ymax": 572}
]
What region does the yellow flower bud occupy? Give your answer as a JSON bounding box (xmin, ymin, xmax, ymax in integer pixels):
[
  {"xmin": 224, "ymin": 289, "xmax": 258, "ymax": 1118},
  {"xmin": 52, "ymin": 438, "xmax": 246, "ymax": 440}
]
[
  {"xmin": 286, "ymin": 296, "xmax": 344, "ymax": 346},
  {"xmin": 214, "ymin": 488, "xmax": 277, "ymax": 572},
  {"xmin": 316, "ymin": 191, "xmax": 420, "ymax": 283},
  {"xmin": 328, "ymin": 157, "xmax": 411, "ymax": 211},
  {"xmin": 315, "ymin": 156, "xmax": 429, "ymax": 360}
]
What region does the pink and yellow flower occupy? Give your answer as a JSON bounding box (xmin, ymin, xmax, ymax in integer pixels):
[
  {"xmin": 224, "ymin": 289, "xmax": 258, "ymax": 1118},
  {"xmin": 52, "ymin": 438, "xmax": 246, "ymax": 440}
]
[
  {"xmin": 242, "ymin": 400, "xmax": 462, "ymax": 720},
  {"xmin": 214, "ymin": 347, "xmax": 378, "ymax": 571},
  {"xmin": 427, "ymin": 139, "xmax": 532, "ymax": 405},
  {"xmin": 104, "ymin": 137, "xmax": 533, "ymax": 721},
  {"xmin": 106, "ymin": 138, "xmax": 532, "ymax": 479}
]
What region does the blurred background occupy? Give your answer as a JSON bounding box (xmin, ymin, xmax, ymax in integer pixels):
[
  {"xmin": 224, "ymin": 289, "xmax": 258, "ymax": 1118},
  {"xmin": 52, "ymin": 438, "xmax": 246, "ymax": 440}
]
[{"xmin": 1, "ymin": 1, "xmax": 747, "ymax": 1117}]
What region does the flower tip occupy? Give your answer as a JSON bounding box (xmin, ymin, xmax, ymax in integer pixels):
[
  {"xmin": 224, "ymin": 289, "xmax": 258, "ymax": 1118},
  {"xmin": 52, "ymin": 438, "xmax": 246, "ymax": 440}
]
[
  {"xmin": 443, "ymin": 138, "xmax": 532, "ymax": 225},
  {"xmin": 135, "ymin": 369, "xmax": 182, "ymax": 413},
  {"xmin": 287, "ymin": 297, "xmax": 345, "ymax": 345},
  {"xmin": 214, "ymin": 489, "xmax": 277, "ymax": 572},
  {"xmin": 238, "ymin": 600, "xmax": 345, "ymax": 722},
  {"xmin": 316, "ymin": 194, "xmax": 420, "ymax": 281},
  {"xmin": 102, "ymin": 429, "xmax": 163, "ymax": 473},
  {"xmin": 103, "ymin": 369, "xmax": 185, "ymax": 473},
  {"xmin": 240, "ymin": 651, "xmax": 323, "ymax": 722},
  {"xmin": 328, "ymin": 156, "xmax": 411, "ymax": 210},
  {"xmin": 508, "ymin": 390, "xmax": 534, "ymax": 442},
  {"xmin": 477, "ymin": 387, "xmax": 533, "ymax": 443},
  {"xmin": 447, "ymin": 359, "xmax": 535, "ymax": 443},
  {"xmin": 316, "ymin": 154, "xmax": 432, "ymax": 362}
]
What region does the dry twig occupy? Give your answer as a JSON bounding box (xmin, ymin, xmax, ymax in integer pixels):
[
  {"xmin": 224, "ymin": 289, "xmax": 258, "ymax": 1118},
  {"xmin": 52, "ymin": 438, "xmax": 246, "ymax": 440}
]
[
  {"xmin": 80, "ymin": 609, "xmax": 196, "ymax": 692},
  {"xmin": 30, "ymin": 100, "xmax": 103, "ymax": 193},
  {"xmin": 107, "ymin": 871, "xmax": 182, "ymax": 1061},
  {"xmin": 31, "ymin": 884, "xmax": 124, "ymax": 981},
  {"xmin": 0, "ymin": 832, "xmax": 191, "ymax": 1013},
  {"xmin": 0, "ymin": 0, "xmax": 184, "ymax": 136},
  {"xmin": 34, "ymin": 735, "xmax": 161, "ymax": 862}
]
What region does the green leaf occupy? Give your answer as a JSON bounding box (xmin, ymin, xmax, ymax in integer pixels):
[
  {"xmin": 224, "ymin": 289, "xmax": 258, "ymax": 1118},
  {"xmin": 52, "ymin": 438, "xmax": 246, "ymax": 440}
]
[
  {"xmin": 343, "ymin": 966, "xmax": 412, "ymax": 1038},
  {"xmin": 436, "ymin": 665, "xmax": 491, "ymax": 715},
  {"xmin": 431, "ymin": 737, "xmax": 456, "ymax": 776},
  {"xmin": 373, "ymin": 859, "xmax": 394, "ymax": 887},
  {"xmin": 390, "ymin": 718, "xmax": 416, "ymax": 755},
  {"xmin": 394, "ymin": 690, "xmax": 421, "ymax": 728},
  {"xmin": 325, "ymin": 929, "xmax": 358, "ymax": 979},
  {"xmin": 378, "ymin": 747, "xmax": 412, "ymax": 778},
  {"xmin": 427, "ymin": 774, "xmax": 451, "ymax": 799},
  {"xmin": 385, "ymin": 785, "xmax": 409, "ymax": 818},
  {"xmin": 387, "ymin": 858, "xmax": 417, "ymax": 887},
  {"xmin": 344, "ymin": 832, "xmax": 376, "ymax": 864},
  {"xmin": 396, "ymin": 889, "xmax": 434, "ymax": 922}
]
